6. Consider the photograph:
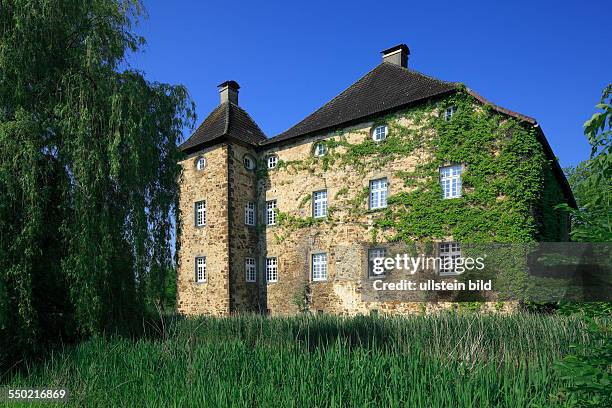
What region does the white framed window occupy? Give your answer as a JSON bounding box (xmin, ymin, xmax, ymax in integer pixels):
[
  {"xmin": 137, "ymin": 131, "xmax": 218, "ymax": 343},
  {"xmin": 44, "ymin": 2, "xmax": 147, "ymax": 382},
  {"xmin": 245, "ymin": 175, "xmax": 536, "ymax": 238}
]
[
  {"xmin": 266, "ymin": 257, "xmax": 278, "ymax": 283},
  {"xmin": 195, "ymin": 256, "xmax": 206, "ymax": 282},
  {"xmin": 369, "ymin": 178, "xmax": 388, "ymax": 209},
  {"xmin": 439, "ymin": 242, "xmax": 461, "ymax": 275},
  {"xmin": 440, "ymin": 165, "xmax": 462, "ymax": 199},
  {"xmin": 311, "ymin": 253, "xmax": 328, "ymax": 281},
  {"xmin": 312, "ymin": 190, "xmax": 328, "ymax": 218},
  {"xmin": 244, "ymin": 202, "xmax": 256, "ymax": 226},
  {"xmin": 245, "ymin": 257, "xmax": 256, "ymax": 282},
  {"xmin": 243, "ymin": 155, "xmax": 255, "ymax": 170},
  {"xmin": 266, "ymin": 200, "xmax": 277, "ymax": 225},
  {"xmin": 368, "ymin": 248, "xmax": 386, "ymax": 278},
  {"xmin": 314, "ymin": 142, "xmax": 327, "ymax": 157},
  {"xmin": 445, "ymin": 106, "xmax": 457, "ymax": 121},
  {"xmin": 372, "ymin": 125, "xmax": 387, "ymax": 141},
  {"xmin": 195, "ymin": 201, "xmax": 206, "ymax": 226},
  {"xmin": 267, "ymin": 155, "xmax": 278, "ymax": 169},
  {"xmin": 195, "ymin": 156, "xmax": 206, "ymax": 171}
]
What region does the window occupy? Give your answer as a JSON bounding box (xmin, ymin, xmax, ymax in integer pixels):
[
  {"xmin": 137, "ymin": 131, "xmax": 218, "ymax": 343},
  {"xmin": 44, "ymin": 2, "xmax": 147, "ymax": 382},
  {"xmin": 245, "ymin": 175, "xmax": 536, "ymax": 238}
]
[
  {"xmin": 445, "ymin": 106, "xmax": 457, "ymax": 121},
  {"xmin": 245, "ymin": 257, "xmax": 256, "ymax": 282},
  {"xmin": 267, "ymin": 155, "xmax": 278, "ymax": 169},
  {"xmin": 266, "ymin": 200, "xmax": 277, "ymax": 225},
  {"xmin": 439, "ymin": 242, "xmax": 461, "ymax": 275},
  {"xmin": 312, "ymin": 253, "xmax": 328, "ymax": 281},
  {"xmin": 195, "ymin": 156, "xmax": 206, "ymax": 171},
  {"xmin": 243, "ymin": 155, "xmax": 255, "ymax": 170},
  {"xmin": 245, "ymin": 202, "xmax": 256, "ymax": 226},
  {"xmin": 369, "ymin": 178, "xmax": 388, "ymax": 209},
  {"xmin": 266, "ymin": 257, "xmax": 278, "ymax": 282},
  {"xmin": 195, "ymin": 201, "xmax": 206, "ymax": 226},
  {"xmin": 372, "ymin": 125, "xmax": 387, "ymax": 141},
  {"xmin": 314, "ymin": 142, "xmax": 327, "ymax": 157},
  {"xmin": 195, "ymin": 256, "xmax": 206, "ymax": 282},
  {"xmin": 368, "ymin": 248, "xmax": 386, "ymax": 278},
  {"xmin": 312, "ymin": 190, "xmax": 328, "ymax": 218},
  {"xmin": 440, "ymin": 165, "xmax": 462, "ymax": 199}
]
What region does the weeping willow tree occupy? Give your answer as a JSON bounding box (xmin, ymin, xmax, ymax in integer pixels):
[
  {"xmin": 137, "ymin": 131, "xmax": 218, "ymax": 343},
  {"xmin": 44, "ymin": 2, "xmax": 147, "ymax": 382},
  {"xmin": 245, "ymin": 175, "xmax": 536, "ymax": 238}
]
[{"xmin": 0, "ymin": 0, "xmax": 195, "ymax": 367}]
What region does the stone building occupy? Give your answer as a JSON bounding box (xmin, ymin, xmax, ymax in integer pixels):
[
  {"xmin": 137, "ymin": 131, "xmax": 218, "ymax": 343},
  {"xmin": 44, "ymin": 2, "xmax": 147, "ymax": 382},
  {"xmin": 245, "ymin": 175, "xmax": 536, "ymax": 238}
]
[{"xmin": 176, "ymin": 44, "xmax": 575, "ymax": 316}]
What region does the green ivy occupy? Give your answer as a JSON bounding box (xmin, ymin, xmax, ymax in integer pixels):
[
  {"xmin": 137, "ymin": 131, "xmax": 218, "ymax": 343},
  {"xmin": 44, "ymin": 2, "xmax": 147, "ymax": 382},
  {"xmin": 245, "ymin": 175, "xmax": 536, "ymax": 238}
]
[
  {"xmin": 264, "ymin": 89, "xmax": 569, "ymax": 246},
  {"xmin": 335, "ymin": 187, "xmax": 349, "ymax": 199},
  {"xmin": 298, "ymin": 194, "xmax": 312, "ymax": 209}
]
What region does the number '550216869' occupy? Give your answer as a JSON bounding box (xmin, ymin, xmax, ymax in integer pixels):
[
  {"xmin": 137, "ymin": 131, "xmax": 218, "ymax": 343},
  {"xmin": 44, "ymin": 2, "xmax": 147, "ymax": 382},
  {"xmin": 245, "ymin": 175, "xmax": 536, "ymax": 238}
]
[{"xmin": 3, "ymin": 388, "xmax": 68, "ymax": 401}]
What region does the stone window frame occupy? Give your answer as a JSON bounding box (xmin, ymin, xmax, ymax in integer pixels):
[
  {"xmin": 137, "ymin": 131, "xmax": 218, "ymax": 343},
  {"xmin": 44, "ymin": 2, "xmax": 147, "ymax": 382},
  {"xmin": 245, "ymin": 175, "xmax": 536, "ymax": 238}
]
[
  {"xmin": 444, "ymin": 105, "xmax": 457, "ymax": 121},
  {"xmin": 313, "ymin": 142, "xmax": 327, "ymax": 157},
  {"xmin": 266, "ymin": 257, "xmax": 278, "ymax": 283},
  {"xmin": 311, "ymin": 251, "xmax": 328, "ymax": 282},
  {"xmin": 244, "ymin": 201, "xmax": 256, "ymax": 226},
  {"xmin": 195, "ymin": 156, "xmax": 206, "ymax": 171},
  {"xmin": 245, "ymin": 257, "xmax": 256, "ymax": 282},
  {"xmin": 367, "ymin": 247, "xmax": 387, "ymax": 279},
  {"xmin": 369, "ymin": 177, "xmax": 388, "ymax": 210},
  {"xmin": 372, "ymin": 124, "xmax": 388, "ymax": 142},
  {"xmin": 267, "ymin": 154, "xmax": 278, "ymax": 169},
  {"xmin": 266, "ymin": 199, "xmax": 277, "ymax": 226},
  {"xmin": 437, "ymin": 242, "xmax": 462, "ymax": 276},
  {"xmin": 194, "ymin": 200, "xmax": 206, "ymax": 227},
  {"xmin": 440, "ymin": 164, "xmax": 463, "ymax": 199},
  {"xmin": 195, "ymin": 256, "xmax": 206, "ymax": 283},
  {"xmin": 243, "ymin": 154, "xmax": 256, "ymax": 171},
  {"xmin": 312, "ymin": 189, "xmax": 328, "ymax": 218}
]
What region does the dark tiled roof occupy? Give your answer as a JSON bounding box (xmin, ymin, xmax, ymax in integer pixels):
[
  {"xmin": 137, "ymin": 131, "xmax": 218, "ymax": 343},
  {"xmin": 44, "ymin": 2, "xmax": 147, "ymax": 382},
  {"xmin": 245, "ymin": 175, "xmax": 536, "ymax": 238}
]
[
  {"xmin": 177, "ymin": 63, "xmax": 574, "ymax": 207},
  {"xmin": 262, "ymin": 62, "xmax": 457, "ymax": 144},
  {"xmin": 179, "ymin": 102, "xmax": 266, "ymax": 152}
]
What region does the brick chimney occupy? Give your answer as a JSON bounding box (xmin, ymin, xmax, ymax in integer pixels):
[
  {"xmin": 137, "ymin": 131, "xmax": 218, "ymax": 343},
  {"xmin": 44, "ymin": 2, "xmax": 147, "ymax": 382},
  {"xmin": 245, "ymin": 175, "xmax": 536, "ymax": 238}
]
[
  {"xmin": 381, "ymin": 44, "xmax": 410, "ymax": 68},
  {"xmin": 218, "ymin": 80, "xmax": 240, "ymax": 105}
]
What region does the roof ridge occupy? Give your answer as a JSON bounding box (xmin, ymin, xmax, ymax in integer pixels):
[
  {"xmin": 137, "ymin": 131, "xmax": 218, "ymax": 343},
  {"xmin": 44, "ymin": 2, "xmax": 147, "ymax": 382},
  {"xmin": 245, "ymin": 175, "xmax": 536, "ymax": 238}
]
[
  {"xmin": 465, "ymin": 88, "xmax": 536, "ymax": 124},
  {"xmin": 400, "ymin": 65, "xmax": 458, "ymax": 87},
  {"xmin": 223, "ymin": 101, "xmax": 231, "ymax": 135},
  {"xmin": 191, "ymin": 103, "xmax": 225, "ymax": 134},
  {"xmin": 230, "ymin": 102, "xmax": 268, "ymax": 142},
  {"xmin": 178, "ymin": 103, "xmax": 226, "ymax": 150},
  {"xmin": 266, "ymin": 61, "xmax": 459, "ymax": 143},
  {"xmin": 269, "ymin": 64, "xmax": 385, "ymax": 141}
]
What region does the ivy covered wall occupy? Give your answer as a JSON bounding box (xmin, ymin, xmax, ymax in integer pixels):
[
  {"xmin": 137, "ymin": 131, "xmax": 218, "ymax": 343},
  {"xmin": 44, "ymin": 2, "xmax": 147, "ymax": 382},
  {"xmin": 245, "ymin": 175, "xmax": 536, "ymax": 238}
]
[
  {"xmin": 250, "ymin": 88, "xmax": 571, "ymax": 314},
  {"xmin": 261, "ymin": 88, "xmax": 570, "ymax": 246}
]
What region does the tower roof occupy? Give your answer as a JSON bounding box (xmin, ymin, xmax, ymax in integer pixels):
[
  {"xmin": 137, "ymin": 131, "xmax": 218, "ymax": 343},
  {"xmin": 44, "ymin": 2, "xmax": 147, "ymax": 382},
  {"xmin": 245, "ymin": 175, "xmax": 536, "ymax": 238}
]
[{"xmin": 179, "ymin": 101, "xmax": 266, "ymax": 153}]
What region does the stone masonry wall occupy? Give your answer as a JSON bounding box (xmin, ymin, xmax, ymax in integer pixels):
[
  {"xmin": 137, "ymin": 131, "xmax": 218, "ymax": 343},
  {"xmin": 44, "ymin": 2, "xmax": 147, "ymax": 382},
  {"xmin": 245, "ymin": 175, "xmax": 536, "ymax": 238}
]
[
  {"xmin": 177, "ymin": 103, "xmax": 568, "ymax": 317},
  {"xmin": 259, "ymin": 115, "xmax": 433, "ymax": 316},
  {"xmin": 177, "ymin": 144, "xmax": 230, "ymax": 315},
  {"xmin": 227, "ymin": 143, "xmax": 260, "ymax": 312}
]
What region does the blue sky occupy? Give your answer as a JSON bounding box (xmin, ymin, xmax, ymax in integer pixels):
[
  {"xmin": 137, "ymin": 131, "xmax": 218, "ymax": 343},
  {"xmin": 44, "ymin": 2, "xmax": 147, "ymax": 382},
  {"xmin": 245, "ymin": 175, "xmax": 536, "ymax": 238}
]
[{"xmin": 129, "ymin": 0, "xmax": 611, "ymax": 168}]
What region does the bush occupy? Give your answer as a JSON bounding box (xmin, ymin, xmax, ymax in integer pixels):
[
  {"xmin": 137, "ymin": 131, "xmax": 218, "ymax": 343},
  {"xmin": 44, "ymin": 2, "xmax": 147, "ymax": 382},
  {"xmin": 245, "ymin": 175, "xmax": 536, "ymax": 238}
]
[{"xmin": 554, "ymin": 318, "xmax": 612, "ymax": 407}]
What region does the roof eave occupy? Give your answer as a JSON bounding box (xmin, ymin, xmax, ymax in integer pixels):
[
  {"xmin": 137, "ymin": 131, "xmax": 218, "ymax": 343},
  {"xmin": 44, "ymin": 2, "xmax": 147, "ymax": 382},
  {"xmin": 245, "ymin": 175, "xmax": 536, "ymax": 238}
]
[
  {"xmin": 533, "ymin": 124, "xmax": 577, "ymax": 209},
  {"xmin": 259, "ymin": 88, "xmax": 458, "ymax": 149},
  {"xmin": 180, "ymin": 133, "xmax": 261, "ymax": 157},
  {"xmin": 466, "ymin": 88, "xmax": 576, "ymax": 208}
]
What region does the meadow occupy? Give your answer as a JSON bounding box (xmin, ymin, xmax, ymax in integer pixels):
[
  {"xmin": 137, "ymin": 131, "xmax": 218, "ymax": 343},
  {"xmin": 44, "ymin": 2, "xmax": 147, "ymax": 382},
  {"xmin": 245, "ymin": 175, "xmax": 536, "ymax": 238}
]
[{"xmin": 2, "ymin": 313, "xmax": 596, "ymax": 407}]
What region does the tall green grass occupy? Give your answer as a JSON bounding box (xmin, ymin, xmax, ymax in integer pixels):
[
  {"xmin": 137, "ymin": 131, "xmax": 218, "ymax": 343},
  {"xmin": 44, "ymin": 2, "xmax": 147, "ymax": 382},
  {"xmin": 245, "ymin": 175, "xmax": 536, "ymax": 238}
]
[{"xmin": 3, "ymin": 313, "xmax": 594, "ymax": 407}]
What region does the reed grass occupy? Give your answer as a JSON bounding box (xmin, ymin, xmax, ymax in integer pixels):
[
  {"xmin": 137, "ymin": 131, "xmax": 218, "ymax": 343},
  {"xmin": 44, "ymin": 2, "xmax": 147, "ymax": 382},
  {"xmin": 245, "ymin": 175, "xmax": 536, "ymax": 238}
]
[{"xmin": 4, "ymin": 313, "xmax": 593, "ymax": 407}]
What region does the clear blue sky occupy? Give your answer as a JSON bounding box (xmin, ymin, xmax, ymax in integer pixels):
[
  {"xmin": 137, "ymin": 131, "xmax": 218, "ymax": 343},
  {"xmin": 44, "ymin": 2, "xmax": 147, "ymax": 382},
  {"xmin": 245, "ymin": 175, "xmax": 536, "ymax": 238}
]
[{"xmin": 129, "ymin": 0, "xmax": 611, "ymax": 168}]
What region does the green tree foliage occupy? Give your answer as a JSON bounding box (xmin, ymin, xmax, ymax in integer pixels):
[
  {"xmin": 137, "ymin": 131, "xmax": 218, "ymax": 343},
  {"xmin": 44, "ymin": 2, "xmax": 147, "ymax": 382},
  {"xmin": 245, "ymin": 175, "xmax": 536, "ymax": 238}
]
[
  {"xmin": 0, "ymin": 0, "xmax": 194, "ymax": 368},
  {"xmin": 554, "ymin": 319, "xmax": 612, "ymax": 407},
  {"xmin": 560, "ymin": 84, "xmax": 612, "ymax": 242}
]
